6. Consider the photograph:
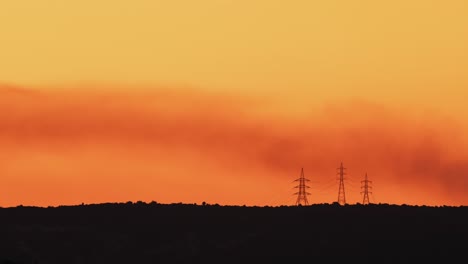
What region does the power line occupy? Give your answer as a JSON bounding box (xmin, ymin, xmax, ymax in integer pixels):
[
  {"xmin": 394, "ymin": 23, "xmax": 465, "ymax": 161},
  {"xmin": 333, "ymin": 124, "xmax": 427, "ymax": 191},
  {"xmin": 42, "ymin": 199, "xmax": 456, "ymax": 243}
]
[
  {"xmin": 337, "ymin": 162, "xmax": 346, "ymax": 205},
  {"xmin": 293, "ymin": 168, "xmax": 310, "ymax": 206},
  {"xmin": 361, "ymin": 173, "xmax": 373, "ymax": 205}
]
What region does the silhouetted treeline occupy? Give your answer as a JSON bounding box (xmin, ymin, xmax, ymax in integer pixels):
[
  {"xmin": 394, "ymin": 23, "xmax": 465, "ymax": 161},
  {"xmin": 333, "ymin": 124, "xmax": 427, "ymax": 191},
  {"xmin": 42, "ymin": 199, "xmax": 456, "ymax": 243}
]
[{"xmin": 0, "ymin": 202, "xmax": 466, "ymax": 263}]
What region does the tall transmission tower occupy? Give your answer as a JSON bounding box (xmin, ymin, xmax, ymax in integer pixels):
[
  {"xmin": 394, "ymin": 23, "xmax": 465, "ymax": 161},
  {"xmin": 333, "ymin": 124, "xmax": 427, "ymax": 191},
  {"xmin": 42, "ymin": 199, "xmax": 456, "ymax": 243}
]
[
  {"xmin": 294, "ymin": 168, "xmax": 310, "ymax": 206},
  {"xmin": 337, "ymin": 162, "xmax": 346, "ymax": 205},
  {"xmin": 361, "ymin": 173, "xmax": 372, "ymax": 205}
]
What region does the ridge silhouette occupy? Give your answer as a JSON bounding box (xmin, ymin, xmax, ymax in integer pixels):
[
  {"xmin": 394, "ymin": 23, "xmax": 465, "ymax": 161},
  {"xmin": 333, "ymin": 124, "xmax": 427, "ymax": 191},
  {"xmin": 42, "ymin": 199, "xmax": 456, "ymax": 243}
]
[{"xmin": 0, "ymin": 202, "xmax": 466, "ymax": 263}]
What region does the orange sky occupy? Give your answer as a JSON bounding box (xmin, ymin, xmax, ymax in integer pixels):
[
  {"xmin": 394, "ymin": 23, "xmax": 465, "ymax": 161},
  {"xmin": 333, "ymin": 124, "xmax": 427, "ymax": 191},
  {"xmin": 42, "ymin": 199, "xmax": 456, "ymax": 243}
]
[{"xmin": 0, "ymin": 1, "xmax": 467, "ymax": 206}]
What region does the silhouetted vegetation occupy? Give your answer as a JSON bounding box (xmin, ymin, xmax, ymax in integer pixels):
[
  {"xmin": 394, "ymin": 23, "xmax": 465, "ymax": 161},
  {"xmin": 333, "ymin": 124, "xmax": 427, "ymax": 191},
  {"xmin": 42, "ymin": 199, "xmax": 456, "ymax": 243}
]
[{"xmin": 0, "ymin": 202, "xmax": 466, "ymax": 263}]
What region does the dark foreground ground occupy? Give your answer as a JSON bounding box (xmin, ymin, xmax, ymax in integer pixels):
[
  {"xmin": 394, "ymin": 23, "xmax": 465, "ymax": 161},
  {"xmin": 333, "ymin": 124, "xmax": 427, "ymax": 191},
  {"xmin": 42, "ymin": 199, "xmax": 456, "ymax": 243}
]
[{"xmin": 0, "ymin": 202, "xmax": 466, "ymax": 263}]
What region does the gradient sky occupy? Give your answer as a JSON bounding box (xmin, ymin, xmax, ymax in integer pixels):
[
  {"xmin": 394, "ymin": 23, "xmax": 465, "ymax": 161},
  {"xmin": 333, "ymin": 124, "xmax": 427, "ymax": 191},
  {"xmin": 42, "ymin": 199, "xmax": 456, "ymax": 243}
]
[{"xmin": 1, "ymin": 0, "xmax": 467, "ymax": 207}]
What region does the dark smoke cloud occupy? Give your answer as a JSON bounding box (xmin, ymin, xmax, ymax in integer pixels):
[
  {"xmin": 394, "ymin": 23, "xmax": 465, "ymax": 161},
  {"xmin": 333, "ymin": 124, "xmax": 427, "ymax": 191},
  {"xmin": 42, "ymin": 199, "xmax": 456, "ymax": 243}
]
[{"xmin": 1, "ymin": 84, "xmax": 467, "ymax": 205}]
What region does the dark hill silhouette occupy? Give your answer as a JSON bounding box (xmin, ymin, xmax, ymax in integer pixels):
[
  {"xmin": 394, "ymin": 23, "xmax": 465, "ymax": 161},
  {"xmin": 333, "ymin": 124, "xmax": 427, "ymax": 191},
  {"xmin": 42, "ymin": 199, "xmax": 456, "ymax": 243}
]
[{"xmin": 0, "ymin": 202, "xmax": 466, "ymax": 263}]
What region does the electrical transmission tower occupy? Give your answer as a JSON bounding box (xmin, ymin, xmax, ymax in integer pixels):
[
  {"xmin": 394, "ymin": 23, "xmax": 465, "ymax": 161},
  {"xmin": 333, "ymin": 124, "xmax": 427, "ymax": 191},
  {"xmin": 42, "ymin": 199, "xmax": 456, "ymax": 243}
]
[
  {"xmin": 294, "ymin": 168, "xmax": 310, "ymax": 206},
  {"xmin": 361, "ymin": 173, "xmax": 372, "ymax": 205},
  {"xmin": 337, "ymin": 162, "xmax": 346, "ymax": 205}
]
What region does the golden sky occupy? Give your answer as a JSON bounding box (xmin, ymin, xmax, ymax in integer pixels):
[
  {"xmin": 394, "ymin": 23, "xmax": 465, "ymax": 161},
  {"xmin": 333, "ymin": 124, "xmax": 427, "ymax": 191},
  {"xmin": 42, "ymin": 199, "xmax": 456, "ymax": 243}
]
[{"xmin": 0, "ymin": 1, "xmax": 467, "ymax": 206}]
